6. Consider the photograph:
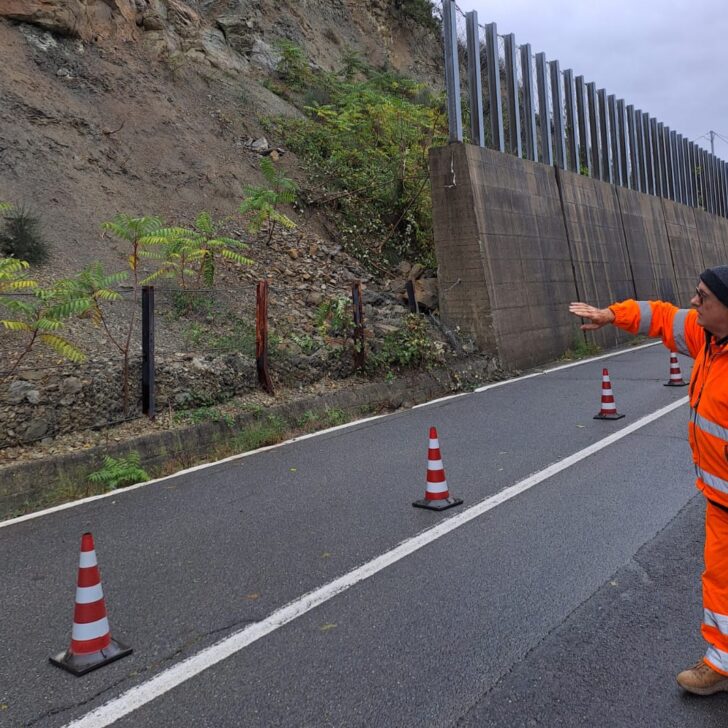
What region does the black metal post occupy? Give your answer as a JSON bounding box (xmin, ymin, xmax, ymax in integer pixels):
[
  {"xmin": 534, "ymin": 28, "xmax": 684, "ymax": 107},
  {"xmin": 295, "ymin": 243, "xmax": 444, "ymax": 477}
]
[
  {"xmin": 405, "ymin": 279, "xmax": 419, "ymax": 314},
  {"xmin": 141, "ymin": 285, "xmax": 155, "ymax": 419}
]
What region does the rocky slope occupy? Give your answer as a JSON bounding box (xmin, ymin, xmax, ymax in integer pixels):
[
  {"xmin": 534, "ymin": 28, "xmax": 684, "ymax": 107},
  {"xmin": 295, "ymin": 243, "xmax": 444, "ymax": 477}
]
[{"xmin": 0, "ymin": 2, "xmax": 492, "ymax": 467}]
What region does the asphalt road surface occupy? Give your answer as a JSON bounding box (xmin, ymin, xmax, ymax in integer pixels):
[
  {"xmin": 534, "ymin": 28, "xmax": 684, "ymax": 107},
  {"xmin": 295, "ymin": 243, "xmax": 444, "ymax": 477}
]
[{"xmin": 2, "ymin": 342, "xmax": 725, "ymax": 728}]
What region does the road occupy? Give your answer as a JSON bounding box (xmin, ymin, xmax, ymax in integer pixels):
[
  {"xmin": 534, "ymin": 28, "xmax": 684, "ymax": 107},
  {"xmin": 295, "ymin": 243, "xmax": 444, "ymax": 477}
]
[{"xmin": 2, "ymin": 342, "xmax": 726, "ymax": 727}]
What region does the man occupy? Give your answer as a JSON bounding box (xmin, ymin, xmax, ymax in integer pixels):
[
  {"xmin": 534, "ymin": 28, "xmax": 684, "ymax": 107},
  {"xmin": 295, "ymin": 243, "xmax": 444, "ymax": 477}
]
[{"xmin": 569, "ymin": 266, "xmax": 728, "ymax": 696}]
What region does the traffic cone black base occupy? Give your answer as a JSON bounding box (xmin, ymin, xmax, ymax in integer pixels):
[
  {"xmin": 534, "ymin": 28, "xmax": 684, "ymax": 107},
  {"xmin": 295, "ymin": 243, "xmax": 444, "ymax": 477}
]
[
  {"xmin": 593, "ymin": 412, "xmax": 625, "ymax": 421},
  {"xmin": 413, "ymin": 495, "xmax": 463, "ymax": 511},
  {"xmin": 664, "ymin": 353, "xmax": 688, "ymax": 386},
  {"xmin": 50, "ymin": 638, "xmax": 132, "ymax": 676}
]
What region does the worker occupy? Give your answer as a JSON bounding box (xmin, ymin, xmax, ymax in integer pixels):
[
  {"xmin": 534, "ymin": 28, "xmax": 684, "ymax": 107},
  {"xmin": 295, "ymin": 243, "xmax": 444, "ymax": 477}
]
[{"xmin": 569, "ymin": 265, "xmax": 728, "ymax": 695}]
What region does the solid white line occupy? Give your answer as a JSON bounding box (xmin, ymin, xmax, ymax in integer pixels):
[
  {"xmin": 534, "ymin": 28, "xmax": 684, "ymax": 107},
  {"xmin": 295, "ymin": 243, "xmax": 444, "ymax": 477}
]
[
  {"xmin": 412, "ymin": 341, "xmax": 659, "ymax": 408},
  {"xmin": 0, "ymin": 341, "xmax": 662, "ymax": 530},
  {"xmin": 62, "ymin": 395, "xmax": 688, "ymax": 728},
  {"xmin": 472, "ymin": 341, "xmax": 660, "ymax": 394}
]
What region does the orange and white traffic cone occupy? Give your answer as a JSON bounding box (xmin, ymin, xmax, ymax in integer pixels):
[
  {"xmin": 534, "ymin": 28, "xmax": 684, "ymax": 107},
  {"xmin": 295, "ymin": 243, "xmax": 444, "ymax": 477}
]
[
  {"xmin": 413, "ymin": 426, "xmax": 463, "ymax": 511},
  {"xmin": 50, "ymin": 532, "xmax": 132, "ymax": 676},
  {"xmin": 664, "ymin": 352, "xmax": 688, "ymax": 387},
  {"xmin": 593, "ymin": 368, "xmax": 625, "ymax": 420}
]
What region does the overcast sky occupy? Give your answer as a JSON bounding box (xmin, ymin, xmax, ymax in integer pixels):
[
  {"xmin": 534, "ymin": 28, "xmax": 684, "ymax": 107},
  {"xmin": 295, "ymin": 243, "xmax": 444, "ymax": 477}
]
[{"xmin": 452, "ymin": 0, "xmax": 728, "ymax": 157}]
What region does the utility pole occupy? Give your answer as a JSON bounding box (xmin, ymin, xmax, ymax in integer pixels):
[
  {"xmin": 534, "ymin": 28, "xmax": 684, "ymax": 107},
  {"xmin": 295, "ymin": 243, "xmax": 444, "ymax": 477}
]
[{"xmin": 710, "ymin": 130, "xmax": 716, "ymax": 154}]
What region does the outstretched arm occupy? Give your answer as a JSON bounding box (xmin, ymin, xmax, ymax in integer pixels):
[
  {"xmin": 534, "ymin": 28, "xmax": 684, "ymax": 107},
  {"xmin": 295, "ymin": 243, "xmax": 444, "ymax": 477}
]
[{"xmin": 568, "ymin": 302, "xmax": 615, "ymax": 331}]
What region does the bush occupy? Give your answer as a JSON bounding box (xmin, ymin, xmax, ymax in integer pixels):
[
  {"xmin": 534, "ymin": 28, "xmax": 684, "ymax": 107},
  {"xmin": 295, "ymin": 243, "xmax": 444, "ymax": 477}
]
[
  {"xmin": 270, "ymin": 63, "xmax": 448, "ymax": 270},
  {"xmin": 0, "ymin": 206, "xmax": 49, "ymax": 265}
]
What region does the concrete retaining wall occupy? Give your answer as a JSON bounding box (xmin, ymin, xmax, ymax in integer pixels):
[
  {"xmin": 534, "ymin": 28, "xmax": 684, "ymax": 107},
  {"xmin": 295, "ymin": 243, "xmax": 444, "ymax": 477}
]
[{"xmin": 431, "ymin": 143, "xmax": 728, "ymax": 369}]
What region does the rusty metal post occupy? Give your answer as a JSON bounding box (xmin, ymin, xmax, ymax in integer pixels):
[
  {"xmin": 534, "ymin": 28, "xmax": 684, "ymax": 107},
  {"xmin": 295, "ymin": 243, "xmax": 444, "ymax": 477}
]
[
  {"xmin": 256, "ymin": 280, "xmax": 274, "ymax": 394},
  {"xmin": 352, "ymin": 281, "xmax": 365, "ymax": 370}
]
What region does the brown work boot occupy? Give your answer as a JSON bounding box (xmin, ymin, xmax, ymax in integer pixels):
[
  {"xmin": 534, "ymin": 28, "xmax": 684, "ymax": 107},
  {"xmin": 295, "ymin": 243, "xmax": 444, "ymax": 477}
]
[{"xmin": 677, "ymin": 660, "xmax": 728, "ymax": 695}]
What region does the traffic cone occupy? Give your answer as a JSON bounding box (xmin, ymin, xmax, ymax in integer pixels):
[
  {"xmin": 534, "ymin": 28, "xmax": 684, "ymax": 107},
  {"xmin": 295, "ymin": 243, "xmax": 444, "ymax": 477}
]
[
  {"xmin": 50, "ymin": 532, "xmax": 132, "ymax": 676},
  {"xmin": 664, "ymin": 352, "xmax": 688, "ymax": 387},
  {"xmin": 413, "ymin": 426, "xmax": 463, "ymax": 510},
  {"xmin": 593, "ymin": 368, "xmax": 625, "ymax": 420}
]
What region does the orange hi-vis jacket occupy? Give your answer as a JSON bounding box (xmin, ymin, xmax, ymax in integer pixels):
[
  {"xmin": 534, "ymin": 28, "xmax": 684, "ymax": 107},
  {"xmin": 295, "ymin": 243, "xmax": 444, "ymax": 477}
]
[
  {"xmin": 611, "ymin": 298, "xmax": 728, "ymax": 674},
  {"xmin": 609, "ymin": 299, "xmax": 728, "ymax": 510}
]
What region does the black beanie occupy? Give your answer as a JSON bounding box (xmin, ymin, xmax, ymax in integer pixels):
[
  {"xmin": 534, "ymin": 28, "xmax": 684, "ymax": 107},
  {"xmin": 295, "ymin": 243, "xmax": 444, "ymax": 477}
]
[{"xmin": 700, "ymin": 266, "xmax": 728, "ymax": 308}]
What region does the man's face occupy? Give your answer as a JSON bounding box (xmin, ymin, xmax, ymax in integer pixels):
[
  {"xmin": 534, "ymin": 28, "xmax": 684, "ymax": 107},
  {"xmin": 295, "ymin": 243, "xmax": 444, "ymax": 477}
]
[{"xmin": 691, "ymin": 282, "xmax": 728, "ymax": 334}]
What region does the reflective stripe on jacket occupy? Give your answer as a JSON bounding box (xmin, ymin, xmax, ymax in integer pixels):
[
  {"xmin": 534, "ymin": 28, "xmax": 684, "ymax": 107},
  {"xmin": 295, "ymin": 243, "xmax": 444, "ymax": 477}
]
[{"xmin": 609, "ymin": 299, "xmax": 728, "ymax": 508}]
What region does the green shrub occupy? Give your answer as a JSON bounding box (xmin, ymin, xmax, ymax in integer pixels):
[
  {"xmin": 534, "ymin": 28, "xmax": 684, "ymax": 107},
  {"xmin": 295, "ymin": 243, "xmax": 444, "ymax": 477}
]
[
  {"xmin": 369, "ymin": 314, "xmax": 441, "ymax": 372},
  {"xmin": 394, "ymin": 0, "xmax": 440, "ymax": 31},
  {"xmin": 275, "ymin": 40, "xmax": 313, "ymax": 89},
  {"xmin": 0, "ymin": 206, "xmax": 49, "ymax": 265},
  {"xmin": 270, "ymin": 63, "xmax": 448, "ymax": 269}
]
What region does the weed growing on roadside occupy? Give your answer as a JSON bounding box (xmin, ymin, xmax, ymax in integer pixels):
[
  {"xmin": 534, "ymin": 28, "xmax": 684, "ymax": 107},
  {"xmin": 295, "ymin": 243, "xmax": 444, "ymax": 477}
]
[
  {"xmin": 231, "ymin": 415, "xmax": 287, "ymax": 452},
  {"xmin": 561, "ymin": 336, "xmax": 602, "ymax": 361},
  {"xmin": 87, "ymin": 452, "xmax": 150, "ymax": 490}
]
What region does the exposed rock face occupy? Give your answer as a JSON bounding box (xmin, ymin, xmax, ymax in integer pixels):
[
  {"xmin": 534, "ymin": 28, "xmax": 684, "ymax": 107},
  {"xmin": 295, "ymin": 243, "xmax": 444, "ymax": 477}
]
[{"xmin": 0, "ymin": 0, "xmax": 138, "ymax": 41}]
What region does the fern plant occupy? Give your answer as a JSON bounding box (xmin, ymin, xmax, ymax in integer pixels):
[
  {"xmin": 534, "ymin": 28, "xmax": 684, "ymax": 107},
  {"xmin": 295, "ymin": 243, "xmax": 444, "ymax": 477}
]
[
  {"xmin": 240, "ymin": 157, "xmax": 297, "ymax": 245},
  {"xmin": 87, "ymin": 452, "xmax": 150, "ymax": 490},
  {"xmin": 315, "ymin": 295, "xmax": 353, "ymax": 340},
  {"xmin": 102, "ymin": 214, "xmax": 163, "ymax": 287},
  {"xmin": 140, "ymin": 211, "xmax": 252, "ymax": 289},
  {"xmin": 53, "ymin": 263, "xmax": 138, "ymax": 412},
  {"xmin": 0, "ymin": 269, "xmax": 87, "ymax": 381}
]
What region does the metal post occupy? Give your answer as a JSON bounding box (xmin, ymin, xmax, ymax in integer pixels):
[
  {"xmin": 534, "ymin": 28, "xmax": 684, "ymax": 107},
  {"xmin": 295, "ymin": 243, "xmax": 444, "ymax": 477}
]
[
  {"xmin": 503, "ymin": 33, "xmax": 522, "ymax": 157},
  {"xmin": 405, "ymin": 279, "xmax": 419, "ymax": 314},
  {"xmin": 635, "ymin": 110, "xmax": 647, "ymax": 192},
  {"xmin": 465, "ymin": 12, "xmax": 484, "ymax": 147},
  {"xmin": 690, "ymin": 143, "xmax": 702, "ymax": 209},
  {"xmin": 521, "ymin": 43, "xmax": 538, "ymax": 161},
  {"xmin": 597, "ymin": 89, "xmax": 611, "ymax": 183},
  {"xmin": 683, "ymin": 137, "xmax": 694, "ymax": 207},
  {"xmin": 550, "ymin": 59, "xmax": 566, "ymax": 169},
  {"xmin": 674, "ymin": 132, "xmax": 684, "ymax": 203},
  {"xmin": 643, "ymin": 113, "xmax": 655, "ymax": 195},
  {"xmin": 536, "ymin": 52, "xmax": 552, "ymax": 165},
  {"xmin": 688, "ymin": 141, "xmax": 698, "ymax": 208},
  {"xmin": 576, "ymin": 75, "xmax": 591, "ymax": 176},
  {"xmin": 563, "ymin": 69, "xmax": 578, "ymax": 172},
  {"xmin": 141, "ymin": 285, "xmax": 155, "ymax": 419},
  {"xmin": 617, "ymin": 100, "xmax": 629, "ymax": 187},
  {"xmin": 704, "ymin": 150, "xmax": 713, "ymax": 213},
  {"xmin": 442, "ymin": 0, "xmax": 462, "ymax": 143},
  {"xmin": 352, "ymin": 281, "xmax": 365, "ymax": 370},
  {"xmin": 256, "ymin": 280, "xmax": 274, "ymax": 394},
  {"xmin": 650, "ymin": 118, "xmax": 663, "ymax": 196},
  {"xmin": 627, "ymin": 105, "xmax": 639, "ymax": 190},
  {"xmin": 710, "ymin": 154, "xmax": 720, "ymax": 215},
  {"xmin": 657, "ymin": 122, "xmax": 668, "ymax": 197},
  {"xmin": 673, "ymin": 132, "xmax": 684, "ymax": 204},
  {"xmin": 700, "ymin": 148, "xmax": 709, "ymax": 211},
  {"xmin": 485, "ymin": 22, "xmax": 504, "ymax": 152},
  {"xmin": 607, "ymin": 95, "xmax": 621, "ymax": 185},
  {"xmin": 587, "ymin": 82, "xmax": 600, "ymax": 179},
  {"xmin": 715, "ymin": 156, "xmax": 724, "ymax": 216},
  {"xmin": 664, "ymin": 127, "xmax": 676, "ymax": 201}
]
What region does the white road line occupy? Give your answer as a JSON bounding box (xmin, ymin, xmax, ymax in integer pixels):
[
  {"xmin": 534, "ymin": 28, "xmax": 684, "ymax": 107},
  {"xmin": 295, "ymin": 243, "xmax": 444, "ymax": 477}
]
[
  {"xmin": 62, "ymin": 394, "xmax": 688, "ymax": 728},
  {"xmin": 413, "ymin": 341, "xmax": 659, "ymax": 408},
  {"xmin": 0, "ymin": 341, "xmax": 661, "ymax": 530}
]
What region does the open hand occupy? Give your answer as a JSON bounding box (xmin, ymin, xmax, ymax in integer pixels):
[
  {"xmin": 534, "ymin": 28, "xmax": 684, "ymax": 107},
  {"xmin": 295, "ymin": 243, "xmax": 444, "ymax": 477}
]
[{"xmin": 568, "ymin": 302, "xmax": 615, "ymax": 331}]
